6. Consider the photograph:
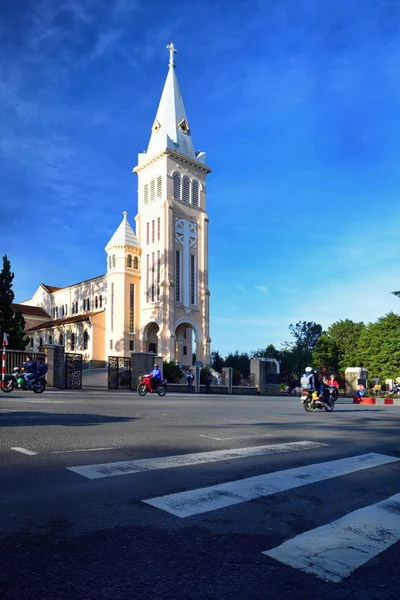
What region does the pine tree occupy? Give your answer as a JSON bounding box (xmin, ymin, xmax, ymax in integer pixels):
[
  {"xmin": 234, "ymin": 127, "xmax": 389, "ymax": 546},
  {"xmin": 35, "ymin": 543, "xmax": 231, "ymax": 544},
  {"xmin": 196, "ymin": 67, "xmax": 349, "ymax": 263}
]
[{"xmin": 0, "ymin": 255, "xmax": 27, "ymax": 349}]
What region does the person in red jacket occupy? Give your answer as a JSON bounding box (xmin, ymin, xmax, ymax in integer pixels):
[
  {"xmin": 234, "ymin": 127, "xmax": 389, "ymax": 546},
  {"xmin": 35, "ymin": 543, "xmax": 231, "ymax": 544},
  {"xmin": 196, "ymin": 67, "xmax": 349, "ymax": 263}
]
[{"xmin": 328, "ymin": 374, "xmax": 339, "ymax": 400}]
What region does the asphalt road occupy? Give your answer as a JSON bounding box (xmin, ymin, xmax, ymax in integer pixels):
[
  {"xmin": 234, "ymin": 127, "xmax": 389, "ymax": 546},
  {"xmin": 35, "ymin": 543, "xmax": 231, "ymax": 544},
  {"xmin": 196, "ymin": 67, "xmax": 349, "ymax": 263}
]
[{"xmin": 0, "ymin": 390, "xmax": 399, "ymax": 600}]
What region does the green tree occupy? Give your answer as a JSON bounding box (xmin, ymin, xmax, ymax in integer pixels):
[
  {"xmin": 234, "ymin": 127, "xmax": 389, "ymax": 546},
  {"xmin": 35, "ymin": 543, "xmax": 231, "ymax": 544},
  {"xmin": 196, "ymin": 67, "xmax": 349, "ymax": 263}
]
[
  {"xmin": 251, "ymin": 344, "xmax": 280, "ymax": 359},
  {"xmin": 283, "ymin": 320, "xmax": 323, "ymax": 379},
  {"xmin": 312, "ymin": 334, "xmax": 339, "ymax": 373},
  {"xmin": 357, "ymin": 312, "xmax": 400, "ymax": 381},
  {"xmin": 163, "ymin": 361, "xmax": 183, "ymax": 383},
  {"xmin": 327, "ymin": 319, "xmax": 365, "ymax": 373},
  {"xmin": 0, "ymin": 255, "xmax": 27, "ymax": 350},
  {"xmin": 224, "ymin": 350, "xmax": 250, "ymax": 378},
  {"xmin": 210, "ymin": 350, "xmax": 224, "ymax": 373}
]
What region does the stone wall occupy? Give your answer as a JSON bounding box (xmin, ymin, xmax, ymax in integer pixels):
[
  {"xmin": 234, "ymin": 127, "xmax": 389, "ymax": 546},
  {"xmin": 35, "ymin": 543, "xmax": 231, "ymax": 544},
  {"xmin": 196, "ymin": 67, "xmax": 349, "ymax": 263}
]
[
  {"xmin": 131, "ymin": 352, "xmax": 158, "ymax": 389},
  {"xmin": 43, "ymin": 345, "xmax": 65, "ymax": 389}
]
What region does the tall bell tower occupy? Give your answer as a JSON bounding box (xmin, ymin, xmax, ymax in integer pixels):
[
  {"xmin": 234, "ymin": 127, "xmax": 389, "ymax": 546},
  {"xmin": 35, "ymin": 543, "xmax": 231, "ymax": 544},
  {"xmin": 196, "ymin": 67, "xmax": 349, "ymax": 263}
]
[{"xmin": 133, "ymin": 43, "xmax": 211, "ymax": 364}]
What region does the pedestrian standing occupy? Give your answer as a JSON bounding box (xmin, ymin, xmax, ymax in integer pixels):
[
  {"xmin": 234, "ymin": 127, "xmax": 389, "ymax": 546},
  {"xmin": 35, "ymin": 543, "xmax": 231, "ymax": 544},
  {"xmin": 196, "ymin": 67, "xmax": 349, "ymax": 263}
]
[{"xmin": 186, "ymin": 369, "xmax": 194, "ymax": 393}]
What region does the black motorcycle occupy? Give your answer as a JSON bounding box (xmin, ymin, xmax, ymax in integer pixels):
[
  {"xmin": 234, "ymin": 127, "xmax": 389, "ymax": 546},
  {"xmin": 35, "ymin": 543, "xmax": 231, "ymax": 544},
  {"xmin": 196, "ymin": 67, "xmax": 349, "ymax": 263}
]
[
  {"xmin": 1, "ymin": 367, "xmax": 45, "ymax": 394},
  {"xmin": 301, "ymin": 386, "xmax": 335, "ymax": 412}
]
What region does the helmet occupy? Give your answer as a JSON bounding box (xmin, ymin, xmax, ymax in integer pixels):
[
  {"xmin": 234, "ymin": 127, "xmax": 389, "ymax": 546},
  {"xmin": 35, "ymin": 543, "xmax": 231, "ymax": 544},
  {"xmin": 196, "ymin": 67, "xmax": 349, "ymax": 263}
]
[
  {"xmin": 154, "ymin": 364, "xmax": 158, "ymax": 369},
  {"xmin": 305, "ymin": 367, "xmax": 313, "ymax": 373},
  {"xmin": 26, "ymin": 354, "xmax": 33, "ymax": 360}
]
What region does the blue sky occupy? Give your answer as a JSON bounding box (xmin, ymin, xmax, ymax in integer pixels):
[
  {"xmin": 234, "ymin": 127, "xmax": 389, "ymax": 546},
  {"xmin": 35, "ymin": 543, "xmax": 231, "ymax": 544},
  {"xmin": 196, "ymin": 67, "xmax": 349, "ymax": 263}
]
[{"xmin": 2, "ymin": 0, "xmax": 400, "ymax": 356}]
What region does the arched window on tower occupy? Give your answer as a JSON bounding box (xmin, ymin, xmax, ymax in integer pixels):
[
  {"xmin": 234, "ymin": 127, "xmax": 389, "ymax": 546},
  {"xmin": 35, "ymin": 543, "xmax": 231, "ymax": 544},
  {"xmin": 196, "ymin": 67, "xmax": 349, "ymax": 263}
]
[
  {"xmin": 133, "ymin": 256, "xmax": 139, "ymax": 270},
  {"xmin": 127, "ymin": 254, "xmax": 132, "ymax": 268},
  {"xmin": 99, "ymin": 295, "xmax": 103, "ymax": 308},
  {"xmin": 173, "ymin": 172, "xmax": 181, "ymax": 199},
  {"xmin": 182, "ymin": 176, "xmax": 190, "ymax": 202},
  {"xmin": 108, "ymin": 256, "xmax": 112, "ymax": 269},
  {"xmin": 143, "ymin": 183, "xmax": 149, "ymax": 205},
  {"xmin": 112, "ymin": 255, "xmax": 116, "ymax": 268},
  {"xmin": 95, "ymin": 296, "xmax": 98, "ymax": 309},
  {"xmin": 192, "ymin": 180, "xmax": 199, "ymax": 206}
]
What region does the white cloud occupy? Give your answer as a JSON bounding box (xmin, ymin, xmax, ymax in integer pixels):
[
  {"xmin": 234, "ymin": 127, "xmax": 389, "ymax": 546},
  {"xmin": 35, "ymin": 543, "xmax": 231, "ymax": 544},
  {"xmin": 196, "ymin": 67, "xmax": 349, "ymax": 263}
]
[{"xmin": 255, "ymin": 285, "xmax": 269, "ymax": 294}]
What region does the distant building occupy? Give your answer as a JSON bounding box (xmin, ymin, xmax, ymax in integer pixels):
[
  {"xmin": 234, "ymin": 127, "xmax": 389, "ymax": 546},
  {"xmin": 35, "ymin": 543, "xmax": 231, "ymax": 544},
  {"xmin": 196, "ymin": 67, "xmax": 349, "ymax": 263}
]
[{"xmin": 17, "ymin": 44, "xmax": 211, "ymax": 365}]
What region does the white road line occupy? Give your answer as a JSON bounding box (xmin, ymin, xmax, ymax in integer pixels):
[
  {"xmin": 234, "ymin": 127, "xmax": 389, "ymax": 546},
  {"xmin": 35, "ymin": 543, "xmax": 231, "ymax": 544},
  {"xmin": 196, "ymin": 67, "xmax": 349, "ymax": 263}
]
[
  {"xmin": 263, "ymin": 492, "xmax": 400, "ymax": 583},
  {"xmin": 67, "ymin": 440, "xmax": 327, "ymax": 480},
  {"xmin": 10, "ymin": 447, "xmax": 37, "ymax": 456},
  {"xmin": 198, "ymin": 434, "xmax": 271, "ymax": 440},
  {"xmin": 51, "ymin": 447, "xmax": 115, "ymax": 454},
  {"xmin": 143, "ymin": 452, "xmax": 399, "ymax": 518}
]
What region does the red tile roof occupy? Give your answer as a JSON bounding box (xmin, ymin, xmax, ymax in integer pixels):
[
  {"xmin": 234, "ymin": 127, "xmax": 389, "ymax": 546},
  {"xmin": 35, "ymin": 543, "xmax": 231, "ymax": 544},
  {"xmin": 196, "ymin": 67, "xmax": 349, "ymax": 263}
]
[
  {"xmin": 41, "ymin": 284, "xmax": 63, "ymax": 293},
  {"xmin": 25, "ymin": 311, "xmax": 104, "ymax": 332},
  {"xmin": 12, "ymin": 304, "xmax": 50, "ymax": 318}
]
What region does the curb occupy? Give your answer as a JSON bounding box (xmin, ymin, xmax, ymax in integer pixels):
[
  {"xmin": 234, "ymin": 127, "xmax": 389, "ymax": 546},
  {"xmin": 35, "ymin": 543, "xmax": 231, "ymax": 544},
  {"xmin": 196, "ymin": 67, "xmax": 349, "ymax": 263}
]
[{"xmin": 353, "ymin": 397, "xmax": 400, "ymax": 405}]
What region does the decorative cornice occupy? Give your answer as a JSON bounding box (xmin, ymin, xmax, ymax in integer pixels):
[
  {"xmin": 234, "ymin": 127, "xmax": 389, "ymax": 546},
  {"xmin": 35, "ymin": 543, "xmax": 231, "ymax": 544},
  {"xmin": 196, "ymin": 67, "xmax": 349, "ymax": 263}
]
[{"xmin": 133, "ymin": 149, "xmax": 211, "ymax": 175}]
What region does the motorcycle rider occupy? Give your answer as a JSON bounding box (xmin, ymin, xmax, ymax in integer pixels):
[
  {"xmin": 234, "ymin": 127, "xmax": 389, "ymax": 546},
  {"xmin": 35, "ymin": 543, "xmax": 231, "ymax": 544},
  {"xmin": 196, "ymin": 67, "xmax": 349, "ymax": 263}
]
[
  {"xmin": 301, "ymin": 366, "xmax": 326, "ymax": 403},
  {"xmin": 37, "ymin": 356, "xmax": 48, "ymax": 386},
  {"xmin": 328, "ymin": 373, "xmax": 339, "ymax": 400},
  {"xmin": 22, "ymin": 355, "xmax": 37, "ymax": 388},
  {"xmin": 148, "ymin": 364, "xmax": 161, "ymax": 391}
]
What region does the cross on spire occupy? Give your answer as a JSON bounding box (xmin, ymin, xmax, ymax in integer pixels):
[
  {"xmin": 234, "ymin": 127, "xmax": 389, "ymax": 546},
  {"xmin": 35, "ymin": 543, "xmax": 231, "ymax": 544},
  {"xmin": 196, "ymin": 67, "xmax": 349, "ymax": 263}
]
[{"xmin": 167, "ymin": 41, "xmax": 177, "ymax": 68}]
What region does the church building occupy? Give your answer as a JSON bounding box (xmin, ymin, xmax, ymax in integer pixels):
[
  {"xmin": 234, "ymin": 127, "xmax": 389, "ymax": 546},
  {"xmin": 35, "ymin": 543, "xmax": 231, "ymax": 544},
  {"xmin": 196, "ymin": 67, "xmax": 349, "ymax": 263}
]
[{"xmin": 20, "ymin": 43, "xmax": 211, "ymax": 366}]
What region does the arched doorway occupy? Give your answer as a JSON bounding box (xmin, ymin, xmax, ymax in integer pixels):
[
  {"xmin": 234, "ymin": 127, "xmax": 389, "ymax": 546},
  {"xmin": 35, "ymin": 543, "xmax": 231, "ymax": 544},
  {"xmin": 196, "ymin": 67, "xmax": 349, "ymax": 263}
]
[
  {"xmin": 173, "ymin": 319, "xmax": 204, "ymax": 367},
  {"xmin": 143, "ymin": 322, "xmax": 160, "ymax": 355}
]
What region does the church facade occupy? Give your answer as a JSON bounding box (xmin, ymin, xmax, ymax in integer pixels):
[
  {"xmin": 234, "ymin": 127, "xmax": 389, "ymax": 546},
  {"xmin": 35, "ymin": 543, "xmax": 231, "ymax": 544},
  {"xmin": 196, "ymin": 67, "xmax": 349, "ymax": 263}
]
[{"xmin": 21, "ymin": 44, "xmax": 211, "ymax": 366}]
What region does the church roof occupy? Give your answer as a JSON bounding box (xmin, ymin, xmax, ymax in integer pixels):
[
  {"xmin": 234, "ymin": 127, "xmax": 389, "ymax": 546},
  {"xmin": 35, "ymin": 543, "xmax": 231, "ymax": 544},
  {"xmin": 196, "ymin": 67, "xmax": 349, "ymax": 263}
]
[
  {"xmin": 12, "ymin": 303, "xmax": 50, "ymax": 318},
  {"xmin": 25, "ymin": 311, "xmax": 103, "ymax": 332},
  {"xmin": 105, "ymin": 211, "xmax": 140, "ymax": 250},
  {"xmin": 146, "ymin": 42, "xmax": 198, "ymax": 161}
]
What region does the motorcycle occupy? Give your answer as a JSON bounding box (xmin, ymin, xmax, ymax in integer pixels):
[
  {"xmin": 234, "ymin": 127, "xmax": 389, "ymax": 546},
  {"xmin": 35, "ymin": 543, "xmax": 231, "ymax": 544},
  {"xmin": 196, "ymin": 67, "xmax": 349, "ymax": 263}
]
[
  {"xmin": 137, "ymin": 374, "xmax": 167, "ymax": 396},
  {"xmin": 301, "ymin": 386, "xmax": 335, "ymax": 412},
  {"xmin": 0, "ymin": 367, "xmax": 45, "ymax": 394}
]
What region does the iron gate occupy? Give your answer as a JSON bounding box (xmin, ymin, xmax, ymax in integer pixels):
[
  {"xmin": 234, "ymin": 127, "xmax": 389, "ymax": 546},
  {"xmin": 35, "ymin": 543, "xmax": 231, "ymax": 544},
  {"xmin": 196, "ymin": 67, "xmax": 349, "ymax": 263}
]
[
  {"xmin": 108, "ymin": 356, "xmax": 132, "ymax": 390},
  {"xmin": 65, "ymin": 353, "xmax": 83, "ymax": 389}
]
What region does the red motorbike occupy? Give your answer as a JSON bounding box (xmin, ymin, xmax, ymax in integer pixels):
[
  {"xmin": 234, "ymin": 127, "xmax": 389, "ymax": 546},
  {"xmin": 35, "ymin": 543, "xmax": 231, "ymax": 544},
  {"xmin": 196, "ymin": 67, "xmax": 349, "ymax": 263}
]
[{"xmin": 137, "ymin": 374, "xmax": 167, "ymax": 396}]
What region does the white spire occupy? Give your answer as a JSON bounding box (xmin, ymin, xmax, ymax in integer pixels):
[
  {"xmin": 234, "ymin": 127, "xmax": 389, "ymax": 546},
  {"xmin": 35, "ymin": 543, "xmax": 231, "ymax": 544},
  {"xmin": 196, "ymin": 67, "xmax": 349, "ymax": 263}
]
[
  {"xmin": 146, "ymin": 42, "xmax": 197, "ymax": 161},
  {"xmin": 105, "ymin": 211, "xmax": 140, "ymax": 250}
]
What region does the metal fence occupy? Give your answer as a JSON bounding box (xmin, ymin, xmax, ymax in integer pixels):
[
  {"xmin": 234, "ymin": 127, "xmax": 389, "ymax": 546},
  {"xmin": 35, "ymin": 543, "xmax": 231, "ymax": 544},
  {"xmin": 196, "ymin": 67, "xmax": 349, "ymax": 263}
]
[{"xmin": 4, "ymin": 349, "xmax": 45, "ymax": 374}]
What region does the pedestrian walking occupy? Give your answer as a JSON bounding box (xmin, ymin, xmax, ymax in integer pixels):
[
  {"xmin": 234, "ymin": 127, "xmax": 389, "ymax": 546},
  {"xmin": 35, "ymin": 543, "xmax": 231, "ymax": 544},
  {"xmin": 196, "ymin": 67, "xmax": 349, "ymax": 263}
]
[
  {"xmin": 205, "ymin": 372, "xmax": 211, "ymax": 393},
  {"xmin": 186, "ymin": 369, "xmax": 194, "ymax": 393}
]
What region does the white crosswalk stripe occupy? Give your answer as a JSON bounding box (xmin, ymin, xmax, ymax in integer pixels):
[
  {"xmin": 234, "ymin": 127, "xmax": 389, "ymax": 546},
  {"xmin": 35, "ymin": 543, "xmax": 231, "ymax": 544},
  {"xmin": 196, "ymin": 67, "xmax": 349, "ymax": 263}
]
[
  {"xmin": 143, "ymin": 452, "xmax": 399, "ymax": 517},
  {"xmin": 263, "ymin": 492, "xmax": 400, "ymax": 583},
  {"xmin": 67, "ymin": 440, "xmax": 326, "ymax": 480},
  {"xmin": 65, "ymin": 442, "xmax": 400, "ymax": 583}
]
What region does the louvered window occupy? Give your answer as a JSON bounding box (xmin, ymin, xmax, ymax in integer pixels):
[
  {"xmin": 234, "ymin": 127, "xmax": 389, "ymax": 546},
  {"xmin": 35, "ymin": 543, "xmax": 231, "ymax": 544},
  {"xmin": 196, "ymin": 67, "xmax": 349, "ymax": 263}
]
[
  {"xmin": 157, "ymin": 250, "xmax": 160, "ymax": 301},
  {"xmin": 146, "ymin": 255, "xmax": 150, "ymax": 303},
  {"xmin": 111, "ymin": 283, "xmax": 114, "ymax": 332},
  {"xmin": 150, "ymin": 179, "xmax": 155, "ymax": 201},
  {"xmin": 192, "ymin": 180, "xmax": 199, "ymax": 206},
  {"xmin": 175, "ymin": 250, "xmax": 181, "ymax": 302},
  {"xmin": 129, "ymin": 284, "xmax": 135, "ymax": 333},
  {"xmin": 190, "ymin": 254, "xmax": 196, "ymax": 305},
  {"xmin": 144, "ymin": 183, "xmax": 149, "ymax": 205},
  {"xmin": 133, "ymin": 256, "xmax": 139, "ymax": 270},
  {"xmin": 173, "ymin": 172, "xmax": 181, "ymax": 199},
  {"xmin": 182, "ymin": 176, "xmax": 190, "ymax": 202},
  {"xmin": 157, "ymin": 175, "xmax": 162, "ymax": 198},
  {"xmin": 151, "ymin": 253, "xmax": 155, "ymax": 302}
]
